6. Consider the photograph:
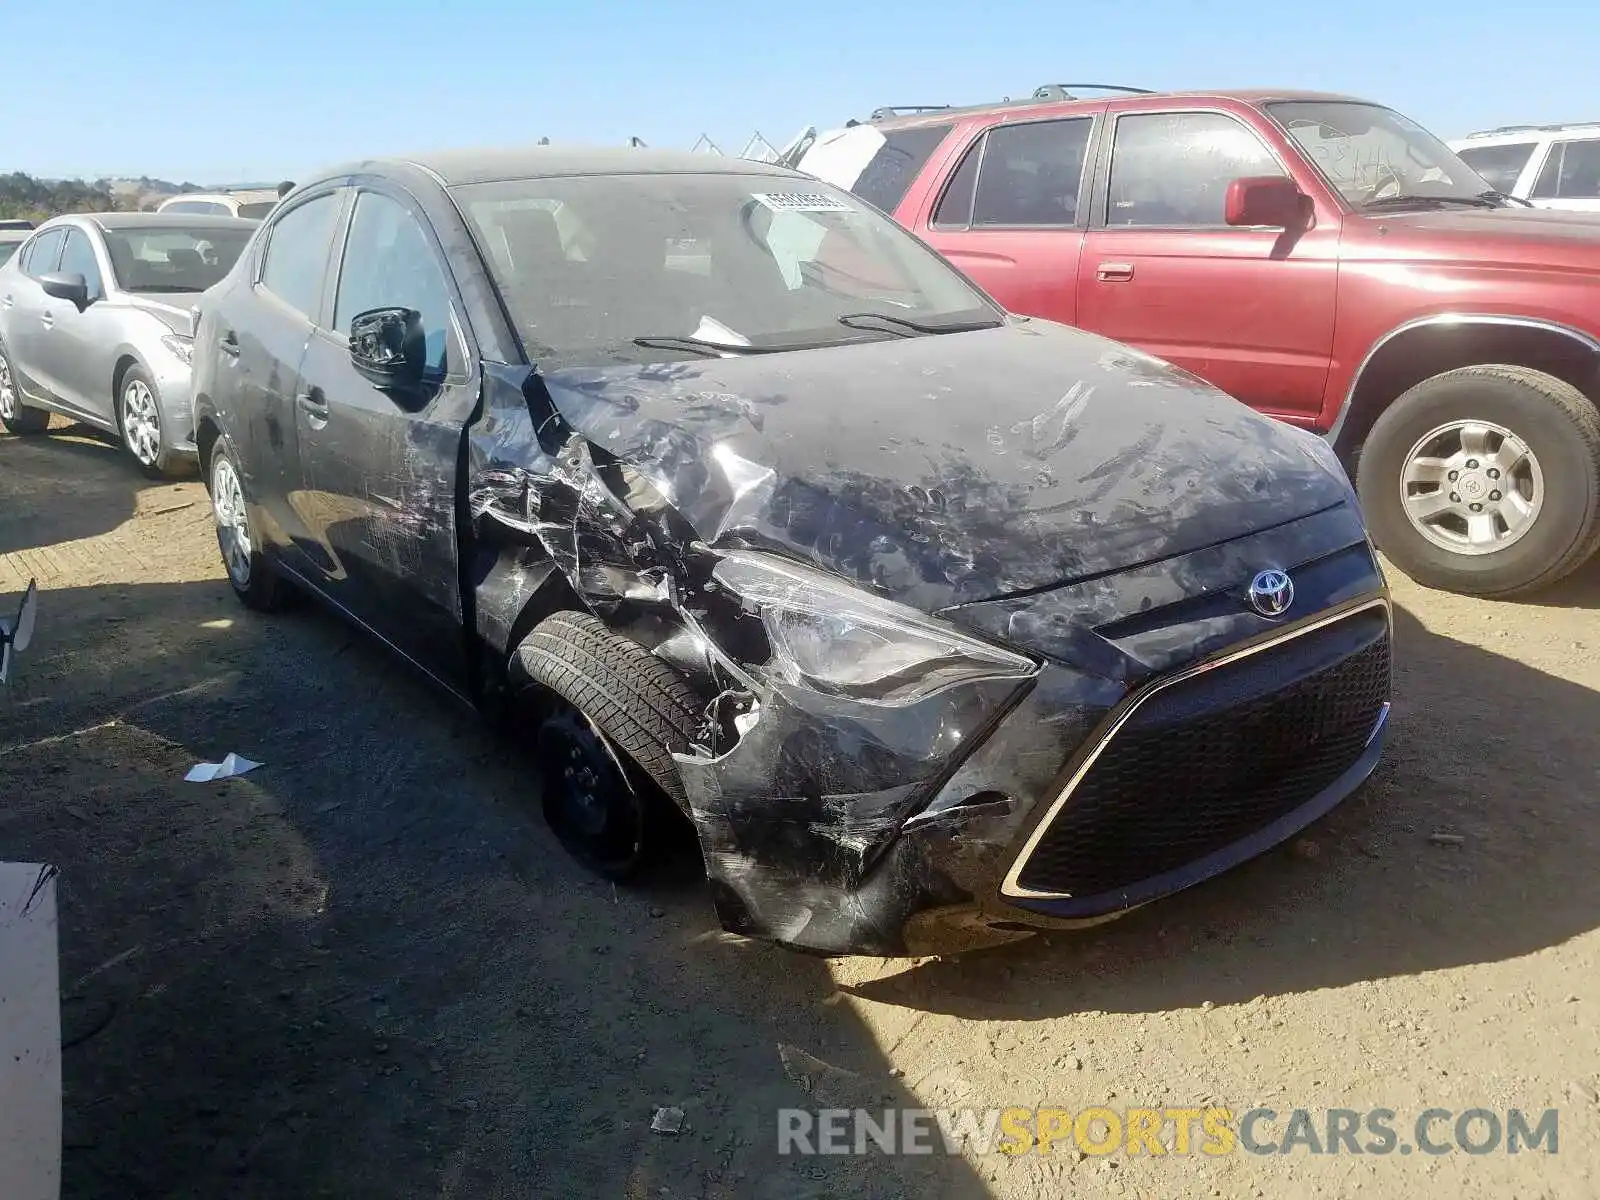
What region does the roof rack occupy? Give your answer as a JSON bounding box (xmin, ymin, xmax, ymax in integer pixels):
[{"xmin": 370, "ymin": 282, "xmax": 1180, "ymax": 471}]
[
  {"xmin": 867, "ymin": 104, "xmax": 955, "ymax": 121},
  {"xmin": 1029, "ymin": 83, "xmax": 1154, "ymax": 101},
  {"xmin": 1465, "ymin": 121, "xmax": 1600, "ymax": 138}
]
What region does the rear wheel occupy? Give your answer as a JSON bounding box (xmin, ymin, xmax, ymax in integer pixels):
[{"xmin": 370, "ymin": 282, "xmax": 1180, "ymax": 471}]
[
  {"xmin": 207, "ymin": 441, "xmax": 287, "ymax": 611},
  {"xmin": 1357, "ymin": 365, "xmax": 1600, "ymax": 596},
  {"xmin": 510, "ymin": 611, "xmax": 701, "ymax": 880},
  {"xmin": 0, "ymin": 348, "xmax": 50, "ymax": 435}
]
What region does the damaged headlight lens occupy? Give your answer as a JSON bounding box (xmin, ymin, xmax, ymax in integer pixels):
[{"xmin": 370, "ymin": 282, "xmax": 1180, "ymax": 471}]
[{"xmin": 712, "ymin": 550, "xmax": 1037, "ymax": 705}]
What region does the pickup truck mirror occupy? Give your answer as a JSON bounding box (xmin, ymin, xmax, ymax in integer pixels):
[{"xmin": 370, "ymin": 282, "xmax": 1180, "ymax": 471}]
[
  {"xmin": 1225, "ymin": 177, "xmax": 1307, "ymax": 229},
  {"xmin": 39, "ymin": 272, "xmax": 90, "ymax": 309},
  {"xmin": 348, "ymin": 307, "xmax": 426, "ymax": 392}
]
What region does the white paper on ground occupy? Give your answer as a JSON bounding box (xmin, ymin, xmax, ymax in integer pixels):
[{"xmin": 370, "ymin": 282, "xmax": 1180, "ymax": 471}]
[
  {"xmin": 0, "ymin": 863, "xmax": 62, "ymax": 1200},
  {"xmin": 184, "ymin": 752, "xmax": 263, "ymax": 783}
]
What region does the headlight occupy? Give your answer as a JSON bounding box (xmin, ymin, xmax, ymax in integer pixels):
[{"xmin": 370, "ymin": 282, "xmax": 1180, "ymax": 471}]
[
  {"xmin": 711, "ymin": 550, "xmax": 1037, "ymax": 706},
  {"xmin": 161, "ymin": 334, "xmax": 194, "ymax": 366}
]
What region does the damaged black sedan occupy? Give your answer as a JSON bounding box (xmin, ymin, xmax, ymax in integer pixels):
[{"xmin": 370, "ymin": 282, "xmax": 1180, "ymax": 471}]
[{"xmin": 191, "ymin": 148, "xmax": 1391, "ymax": 956}]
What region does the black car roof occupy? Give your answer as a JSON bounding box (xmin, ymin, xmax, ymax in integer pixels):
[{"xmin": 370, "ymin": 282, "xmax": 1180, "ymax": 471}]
[{"xmin": 326, "ymin": 146, "xmax": 801, "ymax": 187}]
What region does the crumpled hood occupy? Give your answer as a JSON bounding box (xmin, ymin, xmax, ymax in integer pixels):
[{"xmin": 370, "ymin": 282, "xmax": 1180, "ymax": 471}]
[
  {"xmin": 122, "ymin": 292, "xmax": 196, "ymax": 336},
  {"xmin": 540, "ymin": 320, "xmax": 1353, "ymax": 611}
]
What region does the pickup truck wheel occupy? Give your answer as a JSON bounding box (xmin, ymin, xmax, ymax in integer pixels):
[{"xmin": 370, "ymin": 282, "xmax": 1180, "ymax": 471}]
[
  {"xmin": 206, "ymin": 442, "xmax": 288, "ymax": 612},
  {"xmin": 0, "ymin": 349, "xmax": 49, "ymax": 435},
  {"xmin": 510, "ymin": 611, "xmax": 700, "ymax": 881},
  {"xmin": 1357, "ymin": 365, "xmax": 1600, "ymax": 597}
]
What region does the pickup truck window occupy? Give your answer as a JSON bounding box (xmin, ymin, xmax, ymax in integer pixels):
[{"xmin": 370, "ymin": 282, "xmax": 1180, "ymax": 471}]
[
  {"xmin": 1532, "ymin": 140, "xmax": 1600, "ymax": 200},
  {"xmin": 334, "ymin": 190, "xmax": 456, "ymax": 373},
  {"xmin": 1269, "ymin": 101, "xmax": 1486, "ymax": 207},
  {"xmin": 1455, "ymin": 142, "xmax": 1538, "ymax": 193},
  {"xmin": 1107, "ymin": 112, "xmax": 1283, "ymax": 227},
  {"xmin": 937, "ymin": 119, "xmax": 1092, "ymax": 228}
]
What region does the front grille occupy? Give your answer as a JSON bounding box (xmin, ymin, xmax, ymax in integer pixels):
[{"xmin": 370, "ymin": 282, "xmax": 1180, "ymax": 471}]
[{"xmin": 1012, "ymin": 607, "xmax": 1390, "ymax": 899}]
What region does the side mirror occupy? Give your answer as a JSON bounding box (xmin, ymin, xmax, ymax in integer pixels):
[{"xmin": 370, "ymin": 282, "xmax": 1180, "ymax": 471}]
[
  {"xmin": 1225, "ymin": 176, "xmax": 1308, "ymax": 229},
  {"xmin": 348, "ymin": 307, "xmax": 426, "ymax": 392},
  {"xmin": 39, "ymin": 272, "xmax": 90, "ymax": 309}
]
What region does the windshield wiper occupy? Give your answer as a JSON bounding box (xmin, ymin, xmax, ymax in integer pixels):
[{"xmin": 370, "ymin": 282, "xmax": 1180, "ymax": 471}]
[
  {"xmin": 836, "ymin": 312, "xmax": 1002, "ymax": 337},
  {"xmin": 132, "ymin": 284, "xmax": 206, "ymax": 293},
  {"xmin": 1361, "ymin": 194, "xmax": 1499, "ymax": 211},
  {"xmin": 631, "ymin": 334, "xmax": 774, "ymax": 357},
  {"xmin": 1480, "ymin": 188, "xmax": 1534, "ymax": 208}
]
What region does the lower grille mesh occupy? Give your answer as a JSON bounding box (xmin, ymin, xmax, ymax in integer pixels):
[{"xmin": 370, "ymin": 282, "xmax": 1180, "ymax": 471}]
[{"xmin": 1015, "ymin": 611, "xmax": 1390, "ymax": 898}]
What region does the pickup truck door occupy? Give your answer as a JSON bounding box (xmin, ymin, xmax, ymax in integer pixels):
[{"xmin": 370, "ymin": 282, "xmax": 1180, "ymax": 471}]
[
  {"xmin": 915, "ymin": 114, "xmax": 1100, "ymax": 327},
  {"xmin": 1076, "ymin": 109, "xmax": 1339, "ymax": 426},
  {"xmin": 2, "ymin": 228, "xmax": 67, "ymax": 403},
  {"xmin": 291, "ymin": 186, "xmax": 476, "ymax": 697}
]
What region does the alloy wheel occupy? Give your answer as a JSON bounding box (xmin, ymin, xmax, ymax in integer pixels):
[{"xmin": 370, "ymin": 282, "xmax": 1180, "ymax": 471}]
[
  {"xmin": 1399, "ymin": 419, "xmax": 1544, "ymax": 555},
  {"xmin": 122, "ymin": 379, "xmax": 162, "ymax": 466},
  {"xmin": 211, "ymin": 454, "xmax": 253, "ymax": 587},
  {"xmin": 0, "ymin": 355, "xmax": 16, "ymax": 420}
]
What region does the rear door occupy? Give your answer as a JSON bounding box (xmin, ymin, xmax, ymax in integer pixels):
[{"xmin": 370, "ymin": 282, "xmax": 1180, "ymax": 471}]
[
  {"xmin": 1076, "ymin": 109, "xmax": 1339, "ymax": 423},
  {"xmin": 223, "ymin": 187, "xmax": 349, "ymax": 571},
  {"xmin": 1527, "ymin": 138, "xmax": 1600, "ymax": 212},
  {"xmin": 2, "ymin": 228, "xmax": 67, "ymax": 402},
  {"xmin": 291, "ymin": 184, "xmax": 477, "ymax": 694},
  {"xmin": 915, "ymin": 115, "xmax": 1097, "ymax": 325}
]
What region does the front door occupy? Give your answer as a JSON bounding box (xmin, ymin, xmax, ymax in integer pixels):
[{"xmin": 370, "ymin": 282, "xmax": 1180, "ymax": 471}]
[
  {"xmin": 44, "ymin": 227, "xmax": 118, "ymax": 422},
  {"xmin": 292, "ymin": 186, "xmax": 477, "ymax": 695},
  {"xmin": 917, "ymin": 116, "xmax": 1097, "ymax": 327},
  {"xmin": 1076, "ymin": 110, "xmax": 1339, "ymax": 425}
]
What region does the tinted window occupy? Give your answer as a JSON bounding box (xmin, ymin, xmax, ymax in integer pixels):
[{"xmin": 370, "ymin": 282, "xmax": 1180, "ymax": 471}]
[
  {"xmin": 457, "ymin": 174, "xmax": 994, "ymax": 371},
  {"xmin": 260, "ymin": 193, "xmax": 342, "ymax": 319},
  {"xmin": 21, "ymin": 229, "xmax": 65, "ymax": 278},
  {"xmin": 164, "ymin": 200, "xmax": 225, "ymax": 215},
  {"xmin": 1456, "ymin": 143, "xmax": 1538, "ymax": 192},
  {"xmin": 334, "ymin": 191, "xmax": 455, "ymax": 374},
  {"xmin": 103, "ymin": 226, "xmax": 254, "ymax": 294},
  {"xmin": 1532, "ymin": 140, "xmax": 1600, "ymax": 199},
  {"xmin": 236, "ymin": 201, "xmax": 277, "ymax": 220},
  {"xmin": 58, "ymin": 229, "xmax": 104, "ymax": 300},
  {"xmin": 932, "ymin": 136, "xmax": 983, "ymax": 226},
  {"xmin": 851, "ymin": 124, "xmax": 953, "ymax": 214},
  {"xmin": 971, "ymin": 119, "xmax": 1091, "ymax": 226},
  {"xmin": 1108, "ymin": 112, "xmax": 1284, "ymax": 226}
]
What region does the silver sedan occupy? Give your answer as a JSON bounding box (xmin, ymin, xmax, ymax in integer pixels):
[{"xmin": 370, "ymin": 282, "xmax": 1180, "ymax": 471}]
[{"xmin": 0, "ymin": 213, "xmax": 257, "ymax": 476}]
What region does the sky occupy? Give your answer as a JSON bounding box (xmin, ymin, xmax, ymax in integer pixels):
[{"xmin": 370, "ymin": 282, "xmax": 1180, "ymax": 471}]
[{"xmin": 6, "ymin": 0, "xmax": 1598, "ymax": 185}]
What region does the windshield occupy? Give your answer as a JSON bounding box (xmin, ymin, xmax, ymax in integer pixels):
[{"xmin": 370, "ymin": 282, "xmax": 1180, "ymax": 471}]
[
  {"xmin": 103, "ymin": 225, "xmax": 253, "ymax": 293},
  {"xmin": 454, "ymin": 173, "xmax": 998, "ymax": 369},
  {"xmin": 1267, "ymin": 101, "xmax": 1495, "ymax": 207}
]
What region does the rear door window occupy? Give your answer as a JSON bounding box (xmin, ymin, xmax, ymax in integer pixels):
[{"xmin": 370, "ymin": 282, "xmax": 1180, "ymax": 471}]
[
  {"xmin": 259, "ymin": 192, "xmax": 344, "ymax": 321},
  {"xmin": 1456, "ymin": 142, "xmax": 1538, "ymax": 192},
  {"xmin": 953, "ymin": 119, "xmax": 1093, "ymax": 227},
  {"xmin": 1532, "ymin": 139, "xmax": 1600, "ymax": 199},
  {"xmin": 849, "ymin": 124, "xmax": 953, "ymax": 214}
]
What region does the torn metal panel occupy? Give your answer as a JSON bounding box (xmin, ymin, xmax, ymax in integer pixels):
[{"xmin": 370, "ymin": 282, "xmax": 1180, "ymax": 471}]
[{"xmin": 0, "ymin": 863, "xmax": 61, "ymax": 1200}]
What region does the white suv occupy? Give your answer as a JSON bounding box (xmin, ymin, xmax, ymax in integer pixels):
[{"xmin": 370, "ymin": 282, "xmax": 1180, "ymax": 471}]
[{"xmin": 1449, "ymin": 124, "xmax": 1600, "ymax": 212}]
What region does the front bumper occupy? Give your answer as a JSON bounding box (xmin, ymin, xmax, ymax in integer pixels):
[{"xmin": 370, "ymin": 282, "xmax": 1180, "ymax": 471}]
[{"xmin": 675, "ymin": 504, "xmax": 1393, "ymax": 957}]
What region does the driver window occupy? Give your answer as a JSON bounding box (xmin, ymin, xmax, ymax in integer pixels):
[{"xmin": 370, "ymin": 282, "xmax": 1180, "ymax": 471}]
[
  {"xmin": 1107, "ymin": 113, "xmax": 1285, "ymax": 227},
  {"xmin": 334, "ymin": 191, "xmax": 456, "ymax": 375},
  {"xmin": 58, "ymin": 230, "xmax": 105, "ymax": 301}
]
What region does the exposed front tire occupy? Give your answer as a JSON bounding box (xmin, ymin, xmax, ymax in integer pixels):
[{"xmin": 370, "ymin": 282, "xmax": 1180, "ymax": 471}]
[
  {"xmin": 510, "ymin": 611, "xmax": 701, "ymax": 880},
  {"xmin": 0, "ymin": 348, "xmax": 50, "ymax": 435},
  {"xmin": 206, "ymin": 440, "xmax": 287, "ymax": 611},
  {"xmin": 117, "ymin": 364, "xmax": 185, "ymax": 478},
  {"xmin": 1357, "ymin": 365, "xmax": 1600, "ymax": 597}
]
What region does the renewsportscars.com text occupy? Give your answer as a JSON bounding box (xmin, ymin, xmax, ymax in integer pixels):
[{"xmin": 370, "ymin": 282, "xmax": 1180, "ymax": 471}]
[{"xmin": 778, "ymin": 1106, "xmax": 1560, "ymax": 1158}]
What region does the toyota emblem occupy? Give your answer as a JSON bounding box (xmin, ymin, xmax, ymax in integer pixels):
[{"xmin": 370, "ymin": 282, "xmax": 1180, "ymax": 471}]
[{"xmin": 1247, "ymin": 569, "xmax": 1295, "ymax": 618}]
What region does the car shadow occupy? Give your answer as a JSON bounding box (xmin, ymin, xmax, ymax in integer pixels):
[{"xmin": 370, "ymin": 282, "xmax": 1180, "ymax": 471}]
[
  {"xmin": 2, "ymin": 578, "xmax": 996, "ymax": 1200},
  {"xmin": 0, "ymin": 424, "xmax": 146, "ymax": 555},
  {"xmin": 839, "ymin": 600, "xmax": 1600, "ymax": 1018}
]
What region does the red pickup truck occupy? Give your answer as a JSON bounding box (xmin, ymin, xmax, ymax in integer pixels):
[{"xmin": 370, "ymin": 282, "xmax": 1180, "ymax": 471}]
[{"xmin": 791, "ymin": 86, "xmax": 1600, "ymax": 598}]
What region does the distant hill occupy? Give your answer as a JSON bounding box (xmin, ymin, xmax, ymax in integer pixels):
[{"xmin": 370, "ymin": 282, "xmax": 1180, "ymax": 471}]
[{"xmin": 0, "ymin": 171, "xmax": 121, "ymax": 222}]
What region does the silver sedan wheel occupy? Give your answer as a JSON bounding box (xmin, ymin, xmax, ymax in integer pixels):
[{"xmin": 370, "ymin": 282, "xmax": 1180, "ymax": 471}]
[
  {"xmin": 0, "ymin": 354, "xmax": 17, "ymax": 420},
  {"xmin": 1400, "ymin": 419, "xmax": 1544, "ymax": 556},
  {"xmin": 121, "ymin": 378, "xmax": 163, "ymax": 467},
  {"xmin": 211, "ymin": 453, "xmax": 253, "ymax": 588}
]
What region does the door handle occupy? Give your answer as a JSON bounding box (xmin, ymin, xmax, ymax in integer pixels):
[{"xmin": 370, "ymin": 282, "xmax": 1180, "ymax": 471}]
[
  {"xmin": 1, "ymin": 295, "xmax": 12, "ymax": 309},
  {"xmin": 296, "ymin": 388, "xmax": 330, "ymax": 428},
  {"xmin": 40, "ymin": 312, "xmax": 54, "ymax": 329},
  {"xmin": 1096, "ymin": 262, "xmax": 1135, "ymax": 282},
  {"xmin": 218, "ymin": 330, "xmax": 240, "ymax": 358}
]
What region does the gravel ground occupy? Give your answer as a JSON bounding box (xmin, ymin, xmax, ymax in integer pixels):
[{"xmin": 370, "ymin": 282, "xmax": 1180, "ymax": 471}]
[{"xmin": 2, "ymin": 419, "xmax": 1597, "ymax": 1200}]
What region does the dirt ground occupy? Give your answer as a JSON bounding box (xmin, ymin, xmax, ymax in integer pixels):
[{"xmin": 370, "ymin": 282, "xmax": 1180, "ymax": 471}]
[{"xmin": 2, "ymin": 419, "xmax": 1598, "ymax": 1200}]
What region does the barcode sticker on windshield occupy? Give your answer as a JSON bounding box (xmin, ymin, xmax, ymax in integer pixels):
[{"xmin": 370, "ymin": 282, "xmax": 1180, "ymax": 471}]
[{"xmin": 753, "ymin": 192, "xmax": 854, "ymax": 212}]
